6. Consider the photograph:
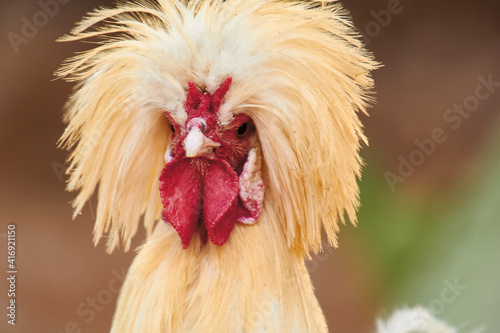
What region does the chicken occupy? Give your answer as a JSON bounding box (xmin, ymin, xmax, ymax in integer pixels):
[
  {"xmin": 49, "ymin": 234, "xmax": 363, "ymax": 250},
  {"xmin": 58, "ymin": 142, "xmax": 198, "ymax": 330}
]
[{"xmin": 57, "ymin": 0, "xmax": 378, "ymax": 332}]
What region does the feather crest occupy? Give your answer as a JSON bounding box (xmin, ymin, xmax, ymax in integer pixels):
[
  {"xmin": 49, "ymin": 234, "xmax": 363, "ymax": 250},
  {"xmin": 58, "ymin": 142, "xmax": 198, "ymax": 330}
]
[{"xmin": 57, "ymin": 0, "xmax": 378, "ymax": 253}]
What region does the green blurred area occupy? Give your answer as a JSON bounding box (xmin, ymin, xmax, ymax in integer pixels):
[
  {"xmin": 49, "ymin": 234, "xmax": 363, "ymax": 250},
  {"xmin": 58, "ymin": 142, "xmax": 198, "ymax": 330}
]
[{"xmin": 352, "ymin": 121, "xmax": 500, "ymax": 331}]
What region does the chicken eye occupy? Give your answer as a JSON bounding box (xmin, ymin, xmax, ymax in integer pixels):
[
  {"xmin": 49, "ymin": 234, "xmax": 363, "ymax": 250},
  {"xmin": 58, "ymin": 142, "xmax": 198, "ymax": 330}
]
[
  {"xmin": 170, "ymin": 124, "xmax": 175, "ymax": 133},
  {"xmin": 237, "ymin": 122, "xmax": 248, "ymax": 137}
]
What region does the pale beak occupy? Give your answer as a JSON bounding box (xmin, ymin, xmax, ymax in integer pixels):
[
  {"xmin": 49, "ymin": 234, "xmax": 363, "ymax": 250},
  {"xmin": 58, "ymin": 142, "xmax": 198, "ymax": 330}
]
[{"xmin": 183, "ymin": 128, "xmax": 221, "ymax": 158}]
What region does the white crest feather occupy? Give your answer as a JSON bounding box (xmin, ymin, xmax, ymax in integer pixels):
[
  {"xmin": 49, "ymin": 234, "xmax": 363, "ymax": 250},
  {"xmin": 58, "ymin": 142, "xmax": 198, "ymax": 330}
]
[{"xmin": 57, "ymin": 0, "xmax": 379, "ymax": 254}]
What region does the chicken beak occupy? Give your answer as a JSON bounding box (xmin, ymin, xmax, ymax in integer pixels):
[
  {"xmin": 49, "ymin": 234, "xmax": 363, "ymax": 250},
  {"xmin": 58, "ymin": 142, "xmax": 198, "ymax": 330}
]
[{"xmin": 184, "ymin": 128, "xmax": 221, "ymax": 158}]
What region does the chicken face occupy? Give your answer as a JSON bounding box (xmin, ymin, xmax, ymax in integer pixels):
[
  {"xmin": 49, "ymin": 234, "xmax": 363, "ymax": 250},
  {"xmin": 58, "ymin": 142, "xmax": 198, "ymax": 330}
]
[{"xmin": 159, "ymin": 78, "xmax": 264, "ymax": 249}]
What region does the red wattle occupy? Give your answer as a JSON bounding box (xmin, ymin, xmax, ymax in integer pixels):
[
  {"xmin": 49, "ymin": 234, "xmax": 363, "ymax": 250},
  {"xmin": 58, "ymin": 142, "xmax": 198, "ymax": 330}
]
[
  {"xmin": 202, "ymin": 159, "xmax": 240, "ymax": 246},
  {"xmin": 159, "ymin": 157, "xmax": 249, "ymax": 248},
  {"xmin": 159, "ymin": 158, "xmax": 202, "ymax": 249}
]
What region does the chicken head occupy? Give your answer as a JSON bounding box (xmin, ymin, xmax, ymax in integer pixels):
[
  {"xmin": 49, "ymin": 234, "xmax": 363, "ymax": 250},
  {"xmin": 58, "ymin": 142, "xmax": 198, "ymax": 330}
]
[{"xmin": 159, "ymin": 78, "xmax": 264, "ymax": 249}]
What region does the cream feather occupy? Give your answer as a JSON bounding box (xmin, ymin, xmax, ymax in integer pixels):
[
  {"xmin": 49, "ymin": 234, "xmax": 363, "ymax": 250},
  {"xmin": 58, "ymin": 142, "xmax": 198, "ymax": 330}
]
[
  {"xmin": 58, "ymin": 0, "xmax": 377, "ymax": 253},
  {"xmin": 58, "ymin": 0, "xmax": 379, "ymax": 331}
]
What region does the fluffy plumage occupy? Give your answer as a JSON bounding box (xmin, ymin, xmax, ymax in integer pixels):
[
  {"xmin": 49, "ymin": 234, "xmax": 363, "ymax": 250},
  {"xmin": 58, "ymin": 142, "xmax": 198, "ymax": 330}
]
[
  {"xmin": 376, "ymin": 307, "xmax": 458, "ymax": 333},
  {"xmin": 58, "ymin": 0, "xmax": 378, "ymax": 331}
]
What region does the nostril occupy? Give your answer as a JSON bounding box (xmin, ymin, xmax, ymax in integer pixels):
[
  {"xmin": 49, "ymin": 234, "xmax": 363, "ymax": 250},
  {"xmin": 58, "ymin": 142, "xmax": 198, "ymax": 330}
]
[{"xmin": 187, "ymin": 118, "xmax": 207, "ymax": 134}]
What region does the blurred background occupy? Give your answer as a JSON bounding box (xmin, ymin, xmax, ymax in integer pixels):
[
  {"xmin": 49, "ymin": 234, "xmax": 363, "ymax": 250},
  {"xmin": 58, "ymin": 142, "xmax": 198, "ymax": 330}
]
[{"xmin": 1, "ymin": 1, "xmax": 499, "ymax": 332}]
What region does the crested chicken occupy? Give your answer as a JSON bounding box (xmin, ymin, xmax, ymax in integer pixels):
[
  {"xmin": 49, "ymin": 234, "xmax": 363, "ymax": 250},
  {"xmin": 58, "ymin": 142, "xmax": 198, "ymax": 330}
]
[{"xmin": 58, "ymin": 0, "xmax": 379, "ymax": 331}]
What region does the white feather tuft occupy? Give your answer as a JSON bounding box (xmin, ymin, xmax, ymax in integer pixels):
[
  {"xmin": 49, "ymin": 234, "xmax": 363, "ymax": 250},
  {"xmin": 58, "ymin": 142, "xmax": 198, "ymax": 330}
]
[
  {"xmin": 376, "ymin": 307, "xmax": 458, "ymax": 333},
  {"xmin": 57, "ymin": 0, "xmax": 379, "ymax": 254}
]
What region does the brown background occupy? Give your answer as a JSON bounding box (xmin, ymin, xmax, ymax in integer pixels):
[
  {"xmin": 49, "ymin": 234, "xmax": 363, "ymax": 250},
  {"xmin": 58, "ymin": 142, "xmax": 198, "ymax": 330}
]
[{"xmin": 1, "ymin": 1, "xmax": 499, "ymax": 332}]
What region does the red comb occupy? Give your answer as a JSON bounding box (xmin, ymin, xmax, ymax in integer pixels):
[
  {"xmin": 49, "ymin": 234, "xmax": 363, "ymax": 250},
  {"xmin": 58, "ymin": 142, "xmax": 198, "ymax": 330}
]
[
  {"xmin": 186, "ymin": 81, "xmax": 202, "ymax": 111},
  {"xmin": 211, "ymin": 77, "xmax": 232, "ymax": 113},
  {"xmin": 185, "ymin": 78, "xmax": 232, "ymax": 116}
]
